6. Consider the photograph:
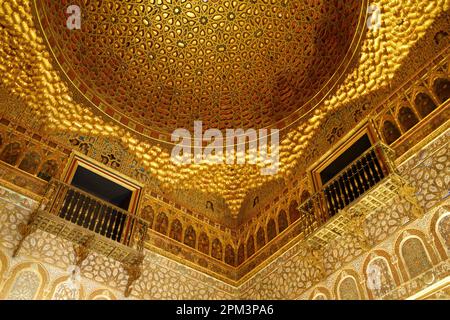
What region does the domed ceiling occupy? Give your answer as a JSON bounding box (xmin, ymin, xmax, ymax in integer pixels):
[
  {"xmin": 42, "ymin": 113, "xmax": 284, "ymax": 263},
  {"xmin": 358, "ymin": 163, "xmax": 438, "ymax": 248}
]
[{"xmin": 36, "ymin": 0, "xmax": 365, "ymax": 140}]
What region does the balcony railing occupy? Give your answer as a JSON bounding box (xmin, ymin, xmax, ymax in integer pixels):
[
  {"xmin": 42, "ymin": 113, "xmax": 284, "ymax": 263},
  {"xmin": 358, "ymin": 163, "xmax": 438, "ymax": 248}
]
[
  {"xmin": 298, "ymin": 143, "xmax": 414, "ymax": 247},
  {"xmin": 52, "ymin": 182, "xmax": 131, "ymax": 245},
  {"xmin": 14, "ymin": 179, "xmax": 149, "ymax": 265},
  {"xmin": 321, "ymin": 143, "xmax": 396, "ymax": 217}
]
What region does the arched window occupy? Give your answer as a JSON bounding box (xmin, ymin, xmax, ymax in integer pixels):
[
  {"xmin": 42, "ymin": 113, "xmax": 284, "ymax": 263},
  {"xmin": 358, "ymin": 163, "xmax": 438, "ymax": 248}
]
[
  {"xmin": 267, "ymin": 219, "xmax": 277, "ymax": 242},
  {"xmin": 198, "ymin": 232, "xmax": 209, "ymax": 255},
  {"xmin": 237, "ymin": 244, "xmax": 245, "ymax": 265},
  {"xmin": 92, "ymin": 295, "xmax": 112, "ymax": 300},
  {"xmin": 256, "ymin": 227, "xmax": 265, "ymax": 250},
  {"xmin": 300, "ymin": 190, "xmax": 310, "ymax": 203},
  {"xmin": 278, "ymin": 210, "xmax": 288, "ymax": 233},
  {"xmin": 141, "ymin": 206, "xmax": 155, "ymax": 228},
  {"xmin": 366, "ymin": 257, "xmax": 396, "ymax": 299},
  {"xmin": 246, "ymin": 235, "xmax": 255, "ymax": 258},
  {"xmin": 225, "ymin": 245, "xmax": 236, "ymax": 266},
  {"xmin": 211, "ymin": 238, "xmax": 223, "ymax": 260},
  {"xmin": 18, "ymin": 151, "xmax": 41, "ymax": 174},
  {"xmin": 433, "ymin": 78, "xmax": 450, "ymax": 103},
  {"xmin": 414, "ymin": 93, "xmax": 437, "ymax": 118},
  {"xmin": 0, "ymin": 142, "xmax": 22, "ymax": 166},
  {"xmin": 7, "ymin": 270, "xmax": 41, "ymax": 300},
  {"xmin": 88, "ymin": 290, "xmax": 116, "ymax": 300},
  {"xmin": 436, "ymin": 214, "xmax": 450, "ymax": 251},
  {"xmin": 52, "ymin": 279, "xmax": 80, "ymax": 300},
  {"xmin": 398, "ymin": 107, "xmax": 419, "ymax": 132},
  {"xmin": 382, "ymin": 120, "xmax": 401, "ymax": 145},
  {"xmin": 289, "ymin": 200, "xmax": 300, "ymax": 223},
  {"xmin": 37, "ymin": 159, "xmax": 58, "ymax": 182},
  {"xmin": 401, "ymin": 237, "xmax": 432, "ymax": 278},
  {"xmin": 338, "ymin": 276, "xmax": 360, "ymax": 300},
  {"xmin": 154, "ymin": 212, "xmax": 169, "ymax": 235},
  {"xmin": 434, "ymin": 30, "xmax": 448, "ymax": 45},
  {"xmin": 184, "ymin": 226, "xmax": 196, "ymax": 248},
  {"xmin": 300, "ymin": 190, "xmax": 314, "ymax": 215},
  {"xmin": 169, "ymin": 219, "xmax": 183, "ymax": 242}
]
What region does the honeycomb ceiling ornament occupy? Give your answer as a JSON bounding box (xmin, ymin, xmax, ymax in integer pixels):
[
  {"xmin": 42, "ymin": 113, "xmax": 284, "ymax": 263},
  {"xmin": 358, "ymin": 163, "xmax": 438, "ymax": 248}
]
[
  {"xmin": 35, "ymin": 0, "xmax": 365, "ymax": 139},
  {"xmin": 1, "ymin": 0, "xmax": 448, "ymax": 222}
]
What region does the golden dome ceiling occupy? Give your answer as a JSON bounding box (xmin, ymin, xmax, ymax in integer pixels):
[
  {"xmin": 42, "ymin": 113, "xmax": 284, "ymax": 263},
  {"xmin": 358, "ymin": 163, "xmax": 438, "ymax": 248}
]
[
  {"xmin": 36, "ymin": 0, "xmax": 365, "ymax": 139},
  {"xmin": 1, "ymin": 0, "xmax": 448, "ymax": 222}
]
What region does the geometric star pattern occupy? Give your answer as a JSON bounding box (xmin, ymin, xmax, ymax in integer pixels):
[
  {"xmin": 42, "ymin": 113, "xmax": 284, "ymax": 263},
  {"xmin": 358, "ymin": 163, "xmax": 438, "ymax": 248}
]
[{"xmin": 39, "ymin": 0, "xmax": 363, "ymax": 136}]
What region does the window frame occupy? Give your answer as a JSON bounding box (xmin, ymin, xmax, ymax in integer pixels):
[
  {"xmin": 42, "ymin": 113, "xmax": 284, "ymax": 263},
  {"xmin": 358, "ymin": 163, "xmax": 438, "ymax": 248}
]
[
  {"xmin": 61, "ymin": 151, "xmax": 144, "ymax": 215},
  {"xmin": 308, "ymin": 123, "xmax": 379, "ymax": 193}
]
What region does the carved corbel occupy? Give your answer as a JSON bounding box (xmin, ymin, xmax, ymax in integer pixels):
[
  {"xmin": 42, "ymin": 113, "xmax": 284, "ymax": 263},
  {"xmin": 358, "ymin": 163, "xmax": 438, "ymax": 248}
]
[
  {"xmin": 73, "ymin": 235, "xmax": 95, "ymax": 268},
  {"xmin": 12, "ymin": 208, "xmax": 40, "ymax": 258},
  {"xmin": 398, "ymin": 184, "xmax": 424, "ymax": 219},
  {"xmin": 134, "ymin": 222, "xmax": 149, "ymax": 253},
  {"xmin": 347, "ymin": 209, "xmax": 371, "ymax": 251},
  {"xmin": 13, "ymin": 181, "xmax": 56, "ymax": 258},
  {"xmin": 123, "ymin": 254, "xmax": 145, "ymax": 298},
  {"xmin": 305, "ymin": 244, "xmax": 326, "ymax": 280}
]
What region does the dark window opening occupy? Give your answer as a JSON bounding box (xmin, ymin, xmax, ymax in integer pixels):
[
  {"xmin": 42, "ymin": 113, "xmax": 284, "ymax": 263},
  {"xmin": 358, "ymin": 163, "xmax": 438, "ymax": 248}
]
[
  {"xmin": 320, "ymin": 134, "xmax": 372, "ymax": 184},
  {"xmin": 58, "ymin": 166, "xmax": 133, "ymax": 243},
  {"xmin": 71, "ymin": 166, "xmax": 132, "ymax": 210},
  {"xmin": 320, "ymin": 134, "xmax": 385, "ymax": 217}
]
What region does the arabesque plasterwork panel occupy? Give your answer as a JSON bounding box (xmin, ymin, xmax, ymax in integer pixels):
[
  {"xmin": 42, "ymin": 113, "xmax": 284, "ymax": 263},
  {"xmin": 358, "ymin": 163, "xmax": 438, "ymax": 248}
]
[
  {"xmin": 0, "ymin": 0, "xmax": 449, "ymax": 300},
  {"xmin": 0, "ymin": 186, "xmax": 236, "ymax": 299},
  {"xmin": 0, "ymin": 0, "xmax": 448, "ymax": 219}
]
